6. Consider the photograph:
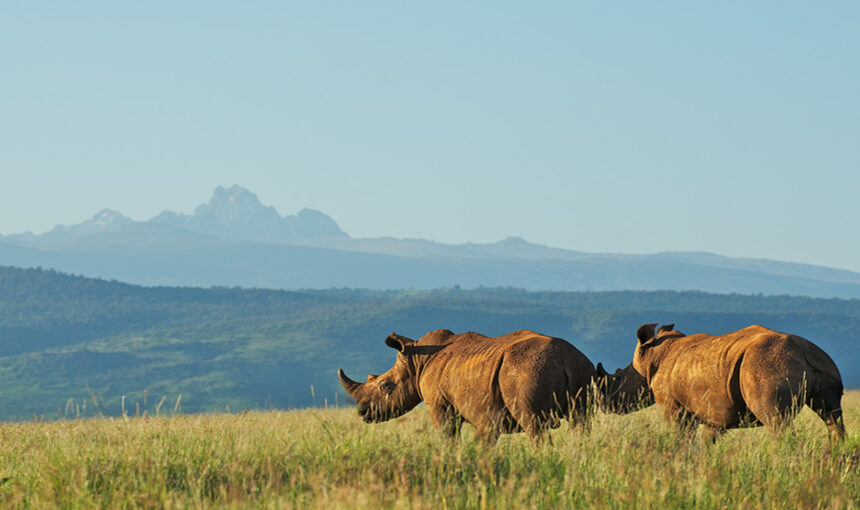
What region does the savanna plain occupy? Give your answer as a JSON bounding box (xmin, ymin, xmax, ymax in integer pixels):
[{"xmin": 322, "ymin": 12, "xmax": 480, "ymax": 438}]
[{"xmin": 0, "ymin": 391, "xmax": 857, "ymax": 509}]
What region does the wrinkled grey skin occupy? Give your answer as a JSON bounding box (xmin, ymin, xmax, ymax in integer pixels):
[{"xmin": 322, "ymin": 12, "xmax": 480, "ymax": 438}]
[{"xmin": 595, "ymin": 362, "xmax": 654, "ymax": 413}]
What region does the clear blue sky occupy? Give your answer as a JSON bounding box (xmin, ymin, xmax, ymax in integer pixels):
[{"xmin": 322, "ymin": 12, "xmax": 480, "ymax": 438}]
[{"xmin": 2, "ymin": 3, "xmax": 858, "ymax": 271}]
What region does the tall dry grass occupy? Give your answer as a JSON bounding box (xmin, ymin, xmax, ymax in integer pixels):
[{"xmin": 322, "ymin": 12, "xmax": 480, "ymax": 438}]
[{"xmin": 0, "ymin": 392, "xmax": 857, "ymax": 509}]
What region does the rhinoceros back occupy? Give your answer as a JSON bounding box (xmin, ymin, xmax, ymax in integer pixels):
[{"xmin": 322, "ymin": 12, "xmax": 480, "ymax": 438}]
[{"xmin": 417, "ymin": 329, "xmax": 597, "ymax": 434}]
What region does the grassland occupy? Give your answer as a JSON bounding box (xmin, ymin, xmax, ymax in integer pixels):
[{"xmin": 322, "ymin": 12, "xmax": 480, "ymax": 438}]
[{"xmin": 0, "ymin": 392, "xmax": 858, "ymax": 509}]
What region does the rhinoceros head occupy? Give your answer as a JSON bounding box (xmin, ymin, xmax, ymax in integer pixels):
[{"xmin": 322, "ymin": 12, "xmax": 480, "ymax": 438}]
[
  {"xmin": 632, "ymin": 322, "xmax": 683, "ymax": 384},
  {"xmin": 595, "ymin": 362, "xmax": 653, "ymax": 413},
  {"xmin": 338, "ymin": 332, "xmax": 423, "ymax": 423}
]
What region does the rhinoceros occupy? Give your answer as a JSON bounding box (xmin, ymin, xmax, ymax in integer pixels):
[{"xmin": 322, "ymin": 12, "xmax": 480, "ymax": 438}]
[
  {"xmin": 595, "ymin": 362, "xmax": 653, "ymax": 413},
  {"xmin": 632, "ymin": 323, "xmax": 846, "ymax": 441},
  {"xmin": 338, "ymin": 328, "xmax": 597, "ymax": 441}
]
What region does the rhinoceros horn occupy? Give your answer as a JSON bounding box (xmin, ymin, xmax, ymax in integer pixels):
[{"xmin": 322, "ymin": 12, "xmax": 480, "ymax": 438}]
[
  {"xmin": 338, "ymin": 368, "xmax": 361, "ymax": 394},
  {"xmin": 596, "ymin": 362, "xmax": 609, "ymax": 378}
]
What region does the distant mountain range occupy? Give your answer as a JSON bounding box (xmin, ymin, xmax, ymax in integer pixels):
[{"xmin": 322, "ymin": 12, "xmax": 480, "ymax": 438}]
[
  {"xmin": 4, "ymin": 185, "xmax": 347, "ymax": 247},
  {"xmin": 3, "ymin": 185, "xmax": 860, "ymax": 298}
]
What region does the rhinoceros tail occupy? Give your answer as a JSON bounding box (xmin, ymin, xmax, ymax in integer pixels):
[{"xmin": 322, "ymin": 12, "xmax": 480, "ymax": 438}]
[
  {"xmin": 802, "ymin": 350, "xmax": 846, "ymax": 441},
  {"xmin": 801, "ymin": 345, "xmax": 844, "ymax": 399},
  {"xmin": 562, "ymin": 366, "xmax": 572, "ymax": 411}
]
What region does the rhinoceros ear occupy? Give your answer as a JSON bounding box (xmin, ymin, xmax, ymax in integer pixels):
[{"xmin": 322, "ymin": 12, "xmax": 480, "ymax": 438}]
[
  {"xmin": 385, "ymin": 332, "xmax": 415, "ymax": 353},
  {"xmin": 637, "ymin": 323, "xmax": 658, "ymax": 344},
  {"xmin": 596, "ymin": 362, "xmax": 609, "ymax": 378},
  {"xmin": 658, "ymin": 323, "xmax": 675, "ymax": 334}
]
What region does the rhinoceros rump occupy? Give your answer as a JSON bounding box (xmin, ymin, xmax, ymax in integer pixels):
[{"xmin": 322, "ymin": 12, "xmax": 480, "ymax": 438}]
[
  {"xmin": 338, "ymin": 329, "xmax": 597, "ymax": 441},
  {"xmin": 632, "ymin": 323, "xmax": 846, "ymax": 441}
]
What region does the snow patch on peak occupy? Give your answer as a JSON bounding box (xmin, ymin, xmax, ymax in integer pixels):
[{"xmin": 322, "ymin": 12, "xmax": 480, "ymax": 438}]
[{"xmin": 91, "ymin": 209, "xmax": 132, "ymax": 227}]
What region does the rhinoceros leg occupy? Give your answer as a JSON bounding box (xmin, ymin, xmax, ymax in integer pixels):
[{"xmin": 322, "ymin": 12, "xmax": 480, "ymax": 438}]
[
  {"xmin": 662, "ymin": 399, "xmax": 700, "ymax": 437},
  {"xmin": 742, "ymin": 393, "xmax": 791, "ymax": 434},
  {"xmin": 508, "ymin": 406, "xmax": 550, "ymax": 444},
  {"xmin": 807, "ymin": 392, "xmax": 846, "ymax": 442},
  {"xmin": 427, "ymin": 402, "xmax": 464, "ymax": 439},
  {"xmin": 469, "ymin": 405, "xmax": 519, "ymax": 444},
  {"xmin": 702, "ymin": 424, "xmax": 726, "ymax": 443},
  {"xmin": 738, "ymin": 368, "xmax": 801, "ymax": 435},
  {"xmin": 823, "ymin": 411, "xmax": 846, "ymax": 442},
  {"xmin": 498, "ymin": 375, "xmax": 563, "ymax": 442}
]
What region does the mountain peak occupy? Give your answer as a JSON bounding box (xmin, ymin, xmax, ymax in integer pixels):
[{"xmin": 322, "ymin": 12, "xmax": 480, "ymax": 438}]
[
  {"xmin": 194, "ymin": 185, "xmax": 281, "ymax": 226},
  {"xmin": 211, "ymin": 185, "xmax": 264, "ymax": 207},
  {"xmin": 28, "ymin": 208, "xmax": 134, "ymax": 246},
  {"xmin": 6, "ymin": 185, "xmax": 348, "ymax": 247},
  {"xmin": 152, "ymin": 185, "xmax": 348, "ymax": 243},
  {"xmin": 91, "ymin": 209, "xmax": 132, "ymax": 227}
]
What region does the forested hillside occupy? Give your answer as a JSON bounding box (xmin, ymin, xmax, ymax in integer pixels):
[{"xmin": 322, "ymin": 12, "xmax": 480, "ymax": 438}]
[{"xmin": 1, "ymin": 266, "xmax": 858, "ymax": 420}]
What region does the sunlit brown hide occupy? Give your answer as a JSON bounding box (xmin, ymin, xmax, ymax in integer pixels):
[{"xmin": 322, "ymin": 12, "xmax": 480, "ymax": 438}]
[
  {"xmin": 632, "ymin": 323, "xmax": 845, "ymax": 441},
  {"xmin": 339, "ymin": 329, "xmax": 596, "ymax": 441}
]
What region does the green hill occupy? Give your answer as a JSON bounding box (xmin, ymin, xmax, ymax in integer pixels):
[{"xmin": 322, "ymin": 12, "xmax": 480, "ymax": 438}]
[{"xmin": 1, "ymin": 266, "xmax": 858, "ymax": 420}]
